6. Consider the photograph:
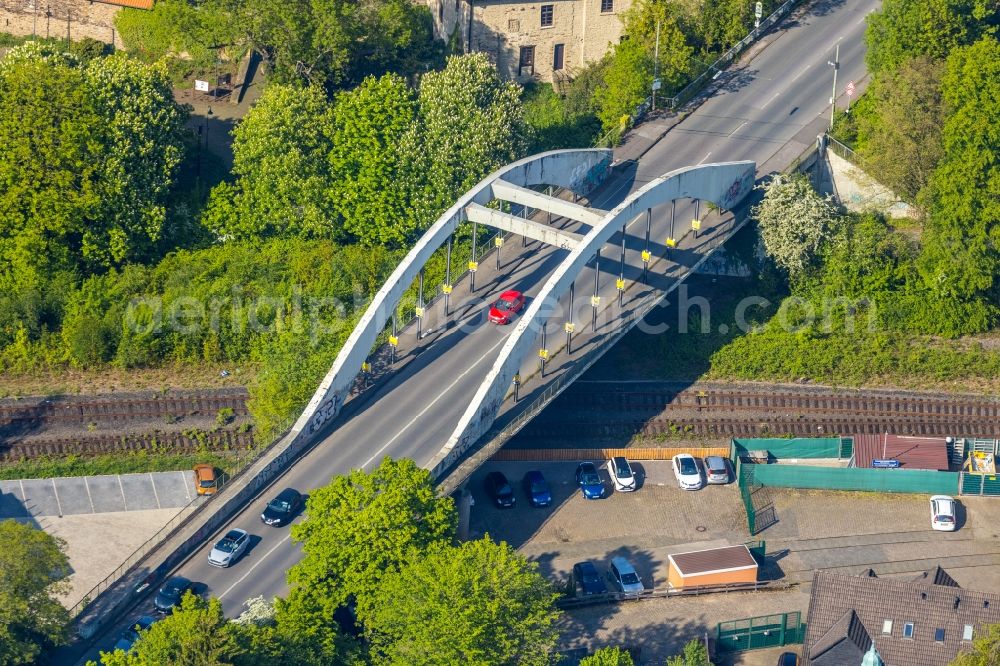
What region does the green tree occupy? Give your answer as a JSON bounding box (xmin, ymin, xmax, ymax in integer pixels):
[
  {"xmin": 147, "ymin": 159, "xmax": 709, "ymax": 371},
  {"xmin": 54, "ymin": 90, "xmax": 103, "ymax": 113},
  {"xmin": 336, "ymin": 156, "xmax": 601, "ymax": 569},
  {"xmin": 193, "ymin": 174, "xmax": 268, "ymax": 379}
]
[
  {"xmin": 865, "ymin": 0, "xmax": 998, "ymax": 74},
  {"xmin": 286, "ymin": 457, "xmax": 456, "ymax": 626},
  {"xmin": 0, "ymin": 43, "xmax": 187, "ymax": 287},
  {"xmin": 202, "ymin": 84, "xmax": 337, "ymax": 240},
  {"xmin": 580, "ymin": 646, "xmax": 635, "ymax": 666},
  {"xmin": 665, "ymin": 638, "xmax": 711, "ymax": 666},
  {"xmin": 593, "ymin": 39, "xmax": 653, "ymax": 134},
  {"xmin": 951, "ymin": 622, "xmax": 1000, "ymax": 665},
  {"xmin": 96, "ymin": 595, "xmax": 243, "ymax": 666},
  {"xmin": 698, "ymin": 0, "xmax": 757, "ymax": 51},
  {"xmin": 416, "ymin": 53, "xmax": 529, "ymax": 217},
  {"xmin": 362, "ymin": 538, "xmax": 562, "ymax": 666},
  {"xmin": 0, "ymin": 520, "xmax": 71, "ymax": 665},
  {"xmin": 752, "ymin": 174, "xmax": 841, "ymax": 279},
  {"xmin": 328, "ymin": 74, "xmax": 419, "ymax": 246},
  {"xmin": 235, "ymin": 596, "xmax": 357, "ymax": 666},
  {"xmin": 856, "ymin": 56, "xmax": 946, "ymax": 202},
  {"xmin": 915, "ymin": 38, "xmax": 1000, "ymax": 334}
]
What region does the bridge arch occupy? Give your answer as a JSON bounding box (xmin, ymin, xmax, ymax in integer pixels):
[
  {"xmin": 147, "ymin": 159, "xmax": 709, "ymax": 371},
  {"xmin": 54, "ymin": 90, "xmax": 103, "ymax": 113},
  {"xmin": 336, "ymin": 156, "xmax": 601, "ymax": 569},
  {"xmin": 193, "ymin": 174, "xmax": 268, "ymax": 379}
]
[
  {"xmin": 431, "ymin": 160, "xmax": 756, "ymax": 474},
  {"xmin": 291, "ymin": 149, "xmax": 613, "ymax": 443}
]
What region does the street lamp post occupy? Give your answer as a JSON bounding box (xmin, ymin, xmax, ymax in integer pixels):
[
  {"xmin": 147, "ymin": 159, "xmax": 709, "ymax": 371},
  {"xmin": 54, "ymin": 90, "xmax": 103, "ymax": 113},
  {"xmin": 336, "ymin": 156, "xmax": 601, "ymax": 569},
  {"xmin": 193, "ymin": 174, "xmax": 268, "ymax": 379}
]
[{"xmin": 828, "ymin": 44, "xmax": 840, "ymax": 132}]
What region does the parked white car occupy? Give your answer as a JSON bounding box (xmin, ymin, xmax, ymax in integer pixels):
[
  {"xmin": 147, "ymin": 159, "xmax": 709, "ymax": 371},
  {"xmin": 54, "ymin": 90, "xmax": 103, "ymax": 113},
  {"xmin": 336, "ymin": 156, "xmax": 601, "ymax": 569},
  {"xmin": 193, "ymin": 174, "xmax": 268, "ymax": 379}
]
[
  {"xmin": 672, "ymin": 453, "xmax": 704, "ymax": 490},
  {"xmin": 929, "ymin": 495, "xmax": 957, "ymax": 531},
  {"xmin": 607, "ymin": 456, "xmax": 636, "ymax": 492},
  {"xmin": 208, "ymin": 528, "xmax": 250, "ymax": 567}
]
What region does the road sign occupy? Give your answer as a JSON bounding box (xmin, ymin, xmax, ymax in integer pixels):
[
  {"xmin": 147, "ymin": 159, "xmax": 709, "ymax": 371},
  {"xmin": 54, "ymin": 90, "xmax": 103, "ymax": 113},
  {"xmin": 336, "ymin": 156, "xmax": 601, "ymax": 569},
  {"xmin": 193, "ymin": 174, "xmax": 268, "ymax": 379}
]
[
  {"xmin": 872, "ymin": 459, "xmax": 901, "ymax": 469},
  {"xmin": 846, "ymin": 80, "xmax": 856, "ymax": 97},
  {"xmin": 652, "ymin": 78, "xmax": 662, "ymax": 91},
  {"xmin": 195, "ymin": 79, "xmax": 210, "ymax": 92},
  {"xmin": 755, "ymin": 1, "xmax": 763, "ymax": 18}
]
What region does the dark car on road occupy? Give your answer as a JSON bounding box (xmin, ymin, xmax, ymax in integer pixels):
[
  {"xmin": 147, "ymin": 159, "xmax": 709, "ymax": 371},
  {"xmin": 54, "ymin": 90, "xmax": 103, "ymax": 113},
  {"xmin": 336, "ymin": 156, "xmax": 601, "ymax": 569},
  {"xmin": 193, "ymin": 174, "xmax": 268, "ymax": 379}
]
[
  {"xmin": 113, "ymin": 615, "xmax": 156, "ymax": 652},
  {"xmin": 572, "ymin": 561, "xmax": 608, "ymax": 596},
  {"xmin": 777, "ymin": 652, "xmax": 798, "ymax": 666},
  {"xmin": 261, "ymin": 488, "xmax": 303, "ymax": 526},
  {"xmin": 485, "ymin": 471, "xmax": 515, "ymax": 508},
  {"xmin": 575, "ymin": 462, "xmax": 606, "ymax": 499},
  {"xmin": 153, "ymin": 576, "xmax": 193, "ymax": 613},
  {"xmin": 522, "ymin": 470, "xmax": 552, "ymax": 507}
]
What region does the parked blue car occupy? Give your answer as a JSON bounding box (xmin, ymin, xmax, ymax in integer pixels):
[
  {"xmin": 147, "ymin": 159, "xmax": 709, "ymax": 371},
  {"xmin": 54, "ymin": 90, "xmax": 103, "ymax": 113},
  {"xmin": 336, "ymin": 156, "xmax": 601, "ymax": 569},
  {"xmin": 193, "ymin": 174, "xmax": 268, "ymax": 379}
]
[
  {"xmin": 575, "ymin": 462, "xmax": 606, "ymax": 499},
  {"xmin": 522, "ymin": 470, "xmax": 552, "ymax": 507}
]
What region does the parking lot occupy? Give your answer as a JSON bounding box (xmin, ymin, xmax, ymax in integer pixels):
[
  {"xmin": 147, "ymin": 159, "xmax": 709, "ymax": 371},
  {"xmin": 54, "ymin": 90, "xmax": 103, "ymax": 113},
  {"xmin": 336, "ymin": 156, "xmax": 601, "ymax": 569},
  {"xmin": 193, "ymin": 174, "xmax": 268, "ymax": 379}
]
[
  {"xmin": 468, "ymin": 459, "xmax": 1000, "ymax": 662},
  {"xmin": 0, "ymin": 470, "xmax": 199, "ymax": 518}
]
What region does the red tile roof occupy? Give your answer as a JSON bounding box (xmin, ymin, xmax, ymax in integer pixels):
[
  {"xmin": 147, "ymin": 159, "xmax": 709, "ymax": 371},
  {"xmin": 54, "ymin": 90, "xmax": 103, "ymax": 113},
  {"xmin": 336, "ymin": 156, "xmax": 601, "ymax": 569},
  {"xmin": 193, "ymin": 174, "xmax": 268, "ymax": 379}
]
[
  {"xmin": 94, "ymin": 0, "xmax": 154, "ymax": 9},
  {"xmin": 852, "ymin": 434, "xmax": 950, "ymax": 471}
]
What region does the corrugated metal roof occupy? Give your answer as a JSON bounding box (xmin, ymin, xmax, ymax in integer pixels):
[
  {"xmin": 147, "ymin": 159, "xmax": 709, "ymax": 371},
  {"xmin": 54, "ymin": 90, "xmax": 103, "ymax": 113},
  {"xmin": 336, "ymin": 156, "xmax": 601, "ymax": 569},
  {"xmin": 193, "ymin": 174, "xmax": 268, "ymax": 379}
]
[
  {"xmin": 853, "ymin": 434, "xmax": 950, "ymax": 471},
  {"xmin": 94, "ymin": 0, "xmax": 154, "ymax": 9},
  {"xmin": 669, "ymin": 544, "xmax": 757, "ymax": 576}
]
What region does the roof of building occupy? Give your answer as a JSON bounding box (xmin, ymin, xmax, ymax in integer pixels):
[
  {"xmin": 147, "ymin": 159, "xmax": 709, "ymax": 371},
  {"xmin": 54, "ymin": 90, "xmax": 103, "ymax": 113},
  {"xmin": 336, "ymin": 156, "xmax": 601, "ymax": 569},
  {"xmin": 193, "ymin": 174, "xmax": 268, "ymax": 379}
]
[
  {"xmin": 852, "ymin": 434, "xmax": 950, "ymax": 471},
  {"xmin": 93, "ymin": 0, "xmax": 155, "ymax": 9},
  {"xmin": 809, "ymin": 609, "xmax": 873, "ymax": 666},
  {"xmin": 803, "ymin": 569, "xmax": 1000, "ymax": 666},
  {"xmin": 668, "ymin": 544, "xmax": 757, "ymax": 576}
]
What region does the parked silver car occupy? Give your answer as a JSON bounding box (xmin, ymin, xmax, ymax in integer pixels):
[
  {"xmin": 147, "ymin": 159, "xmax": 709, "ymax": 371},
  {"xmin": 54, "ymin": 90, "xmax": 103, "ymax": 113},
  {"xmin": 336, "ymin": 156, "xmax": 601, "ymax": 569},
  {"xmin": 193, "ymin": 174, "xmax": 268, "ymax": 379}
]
[
  {"xmin": 609, "ymin": 556, "xmax": 645, "ymax": 595},
  {"xmin": 208, "ymin": 528, "xmax": 250, "ymax": 567},
  {"xmin": 704, "ymin": 456, "xmax": 731, "ymax": 484}
]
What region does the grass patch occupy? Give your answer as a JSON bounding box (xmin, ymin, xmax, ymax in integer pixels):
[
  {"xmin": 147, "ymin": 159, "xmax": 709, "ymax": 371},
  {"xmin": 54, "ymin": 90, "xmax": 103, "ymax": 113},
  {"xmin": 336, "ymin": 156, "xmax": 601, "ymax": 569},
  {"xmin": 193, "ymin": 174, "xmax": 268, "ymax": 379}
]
[{"xmin": 0, "ymin": 450, "xmax": 240, "ymax": 480}]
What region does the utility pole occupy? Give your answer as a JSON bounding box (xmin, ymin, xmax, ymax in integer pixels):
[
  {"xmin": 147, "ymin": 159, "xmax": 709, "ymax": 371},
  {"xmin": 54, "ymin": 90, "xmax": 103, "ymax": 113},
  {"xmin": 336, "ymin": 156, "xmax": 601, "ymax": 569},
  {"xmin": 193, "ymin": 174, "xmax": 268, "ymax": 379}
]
[
  {"xmin": 828, "ymin": 43, "xmax": 840, "ymax": 132},
  {"xmin": 651, "ymin": 19, "xmax": 661, "ymax": 111}
]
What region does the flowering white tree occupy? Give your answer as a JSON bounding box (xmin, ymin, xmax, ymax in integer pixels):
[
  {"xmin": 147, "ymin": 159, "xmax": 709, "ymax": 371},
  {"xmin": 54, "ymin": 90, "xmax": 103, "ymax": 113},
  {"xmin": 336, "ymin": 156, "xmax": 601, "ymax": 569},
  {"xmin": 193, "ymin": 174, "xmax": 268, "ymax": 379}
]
[{"xmin": 753, "ymin": 174, "xmax": 840, "ymax": 278}]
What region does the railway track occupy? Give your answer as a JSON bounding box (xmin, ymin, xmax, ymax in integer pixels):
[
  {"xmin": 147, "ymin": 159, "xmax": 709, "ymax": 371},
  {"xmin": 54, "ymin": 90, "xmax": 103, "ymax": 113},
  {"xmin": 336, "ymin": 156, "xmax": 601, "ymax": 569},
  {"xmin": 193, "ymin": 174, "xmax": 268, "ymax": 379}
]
[{"xmin": 0, "ymin": 389, "xmax": 250, "ymax": 426}]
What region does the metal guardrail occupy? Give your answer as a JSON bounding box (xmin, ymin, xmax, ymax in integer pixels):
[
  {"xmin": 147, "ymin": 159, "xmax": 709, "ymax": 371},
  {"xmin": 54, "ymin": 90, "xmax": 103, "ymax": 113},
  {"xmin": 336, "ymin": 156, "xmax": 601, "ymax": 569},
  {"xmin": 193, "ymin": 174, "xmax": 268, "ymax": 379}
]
[{"xmin": 825, "ymin": 134, "xmax": 857, "ymax": 162}]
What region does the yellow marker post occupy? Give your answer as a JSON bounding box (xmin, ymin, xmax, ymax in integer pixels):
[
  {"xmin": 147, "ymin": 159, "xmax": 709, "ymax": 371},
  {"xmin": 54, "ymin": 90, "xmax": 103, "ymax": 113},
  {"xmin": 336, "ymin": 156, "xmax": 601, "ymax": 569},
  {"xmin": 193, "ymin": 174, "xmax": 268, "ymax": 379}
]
[
  {"xmin": 666, "ymin": 237, "xmax": 677, "ymax": 248},
  {"xmin": 494, "ymin": 236, "xmax": 504, "ymax": 248},
  {"xmin": 442, "ymin": 284, "xmax": 453, "ymax": 294},
  {"xmin": 538, "ymin": 348, "xmax": 549, "ymax": 360},
  {"xmin": 361, "ymin": 362, "xmax": 371, "ymax": 373},
  {"xmin": 388, "ymin": 335, "xmax": 399, "ymax": 347},
  {"xmin": 616, "ymin": 278, "xmax": 626, "ymax": 291},
  {"xmin": 641, "ymin": 250, "xmax": 651, "ymax": 263},
  {"xmin": 414, "ymin": 306, "xmax": 425, "ymax": 318},
  {"xmin": 691, "ymin": 219, "xmax": 702, "ymax": 230},
  {"xmin": 590, "ymin": 295, "xmax": 601, "ymax": 307},
  {"xmin": 468, "ymin": 261, "xmax": 478, "ymax": 272},
  {"xmin": 564, "ymin": 322, "xmax": 575, "ymax": 334}
]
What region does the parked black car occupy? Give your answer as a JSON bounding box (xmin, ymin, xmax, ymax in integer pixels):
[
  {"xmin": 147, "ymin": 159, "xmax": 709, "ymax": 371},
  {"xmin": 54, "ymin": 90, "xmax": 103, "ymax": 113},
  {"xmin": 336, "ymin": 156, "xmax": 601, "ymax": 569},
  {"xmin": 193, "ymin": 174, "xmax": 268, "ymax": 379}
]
[
  {"xmin": 777, "ymin": 652, "xmax": 798, "ymax": 666},
  {"xmin": 572, "ymin": 561, "xmax": 608, "ymax": 596},
  {"xmin": 261, "ymin": 488, "xmax": 303, "ymax": 526},
  {"xmin": 485, "ymin": 471, "xmax": 516, "ymax": 508},
  {"xmin": 153, "ymin": 576, "xmax": 193, "ymax": 613}
]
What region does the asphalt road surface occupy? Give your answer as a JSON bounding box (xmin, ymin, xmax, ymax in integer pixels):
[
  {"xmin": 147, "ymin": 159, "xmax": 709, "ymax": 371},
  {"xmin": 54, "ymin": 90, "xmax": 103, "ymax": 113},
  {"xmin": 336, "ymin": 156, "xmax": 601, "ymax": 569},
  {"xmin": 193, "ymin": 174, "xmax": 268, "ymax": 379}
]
[{"xmin": 83, "ymin": 0, "xmax": 878, "ymax": 659}]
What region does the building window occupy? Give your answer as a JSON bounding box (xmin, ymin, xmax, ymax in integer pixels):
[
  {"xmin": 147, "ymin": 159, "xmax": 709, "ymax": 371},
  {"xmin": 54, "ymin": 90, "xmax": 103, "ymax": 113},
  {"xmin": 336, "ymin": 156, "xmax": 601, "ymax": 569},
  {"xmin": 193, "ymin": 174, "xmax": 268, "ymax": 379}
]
[
  {"xmin": 903, "ymin": 623, "xmax": 915, "ymax": 639},
  {"xmin": 964, "ymin": 625, "xmax": 975, "ymax": 641},
  {"xmin": 882, "ymin": 620, "xmax": 893, "ymax": 635},
  {"xmin": 540, "ymin": 4, "xmax": 553, "ymax": 27},
  {"xmin": 601, "ymin": 0, "xmax": 614, "ymax": 13},
  {"xmin": 935, "ymin": 628, "xmax": 946, "ymax": 642},
  {"xmin": 553, "ymin": 43, "xmax": 564, "ymax": 70},
  {"xmin": 519, "ymin": 46, "xmax": 535, "ymax": 76},
  {"xmin": 508, "ymin": 18, "xmax": 520, "ymax": 32}
]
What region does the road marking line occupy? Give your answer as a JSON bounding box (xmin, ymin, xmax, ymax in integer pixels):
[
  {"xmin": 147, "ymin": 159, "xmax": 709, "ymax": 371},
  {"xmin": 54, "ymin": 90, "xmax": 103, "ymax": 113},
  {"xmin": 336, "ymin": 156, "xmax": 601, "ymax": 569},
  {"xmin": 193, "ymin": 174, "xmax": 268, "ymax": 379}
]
[
  {"xmin": 790, "ymin": 64, "xmax": 811, "ymax": 82},
  {"xmin": 218, "ymin": 534, "xmax": 291, "ymax": 600},
  {"xmin": 52, "ymin": 478, "xmax": 63, "ymax": 517},
  {"xmin": 150, "ymin": 473, "xmax": 161, "ymax": 509},
  {"xmin": 84, "ymin": 477, "xmax": 96, "ymax": 513},
  {"xmin": 760, "ymin": 91, "xmax": 781, "ymax": 109},
  {"xmin": 118, "ymin": 475, "xmax": 128, "ymax": 511},
  {"xmin": 18, "ymin": 479, "xmax": 25, "ymax": 502},
  {"xmin": 697, "ymin": 152, "xmax": 712, "ymax": 165},
  {"xmin": 362, "ymin": 335, "xmax": 510, "ymax": 469},
  {"xmin": 728, "ymin": 121, "xmax": 748, "ymax": 137}
]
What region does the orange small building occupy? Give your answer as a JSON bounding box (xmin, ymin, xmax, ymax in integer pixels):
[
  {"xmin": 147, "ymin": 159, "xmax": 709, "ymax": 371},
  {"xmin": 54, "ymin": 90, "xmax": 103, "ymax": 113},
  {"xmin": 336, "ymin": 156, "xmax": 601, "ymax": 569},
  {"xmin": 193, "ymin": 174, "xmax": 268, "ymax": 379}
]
[{"xmin": 667, "ymin": 545, "xmax": 759, "ymax": 589}]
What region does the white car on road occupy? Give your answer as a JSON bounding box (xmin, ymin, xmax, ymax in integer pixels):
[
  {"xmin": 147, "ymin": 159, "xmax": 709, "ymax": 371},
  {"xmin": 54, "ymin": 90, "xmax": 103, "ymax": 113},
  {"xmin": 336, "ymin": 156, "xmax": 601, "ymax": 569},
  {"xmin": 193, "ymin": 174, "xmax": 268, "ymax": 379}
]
[
  {"xmin": 672, "ymin": 454, "xmax": 703, "ymax": 490},
  {"xmin": 208, "ymin": 528, "xmax": 250, "ymax": 567},
  {"xmin": 607, "ymin": 456, "xmax": 636, "ymax": 492},
  {"xmin": 930, "ymin": 495, "xmax": 957, "ymax": 531}
]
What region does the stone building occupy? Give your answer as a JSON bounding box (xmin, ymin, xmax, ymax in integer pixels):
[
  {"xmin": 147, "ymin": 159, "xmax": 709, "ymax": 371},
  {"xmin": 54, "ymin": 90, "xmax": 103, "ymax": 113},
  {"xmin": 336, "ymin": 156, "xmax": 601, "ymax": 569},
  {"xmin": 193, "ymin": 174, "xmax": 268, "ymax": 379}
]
[
  {"xmin": 427, "ymin": 0, "xmax": 630, "ymax": 83},
  {"xmin": 0, "ymin": 0, "xmax": 150, "ymax": 47}
]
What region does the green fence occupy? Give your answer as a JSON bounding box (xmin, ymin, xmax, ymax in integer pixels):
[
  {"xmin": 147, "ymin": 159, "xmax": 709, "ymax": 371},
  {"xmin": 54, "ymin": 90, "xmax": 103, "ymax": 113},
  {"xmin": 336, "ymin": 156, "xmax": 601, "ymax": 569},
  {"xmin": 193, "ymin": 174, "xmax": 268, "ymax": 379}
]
[
  {"xmin": 732, "ymin": 437, "xmax": 848, "ymax": 460},
  {"xmin": 717, "ymin": 612, "xmax": 806, "ymax": 652},
  {"xmin": 960, "ymin": 472, "xmax": 1000, "ymax": 497},
  {"xmin": 751, "ymin": 463, "xmax": 960, "ymax": 494}
]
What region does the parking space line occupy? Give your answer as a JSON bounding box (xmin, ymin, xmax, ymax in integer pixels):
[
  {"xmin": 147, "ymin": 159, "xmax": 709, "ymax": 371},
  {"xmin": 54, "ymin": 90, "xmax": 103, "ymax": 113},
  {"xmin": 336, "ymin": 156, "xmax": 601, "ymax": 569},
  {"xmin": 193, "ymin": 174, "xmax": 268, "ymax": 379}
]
[
  {"xmin": 18, "ymin": 479, "xmax": 25, "ymax": 502},
  {"xmin": 52, "ymin": 478, "xmax": 63, "ymax": 517},
  {"xmin": 181, "ymin": 471, "xmax": 191, "ymax": 502},
  {"xmin": 84, "ymin": 477, "xmax": 96, "ymax": 513},
  {"xmin": 118, "ymin": 475, "xmax": 128, "ymax": 511},
  {"xmin": 150, "ymin": 473, "xmax": 161, "ymax": 509}
]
